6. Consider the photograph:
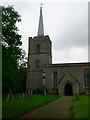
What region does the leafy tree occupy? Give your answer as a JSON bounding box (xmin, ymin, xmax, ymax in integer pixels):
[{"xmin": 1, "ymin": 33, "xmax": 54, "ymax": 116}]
[{"xmin": 2, "ymin": 5, "xmax": 27, "ymax": 93}]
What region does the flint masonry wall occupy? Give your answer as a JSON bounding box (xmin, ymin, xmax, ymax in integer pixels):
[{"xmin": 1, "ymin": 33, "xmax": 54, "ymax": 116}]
[
  {"xmin": 26, "ymin": 35, "xmax": 52, "ymax": 90},
  {"xmin": 43, "ymin": 63, "xmax": 89, "ymax": 95}
]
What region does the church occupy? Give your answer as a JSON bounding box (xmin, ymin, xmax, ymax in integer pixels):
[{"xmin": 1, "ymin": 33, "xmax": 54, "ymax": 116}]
[{"xmin": 26, "ymin": 6, "xmax": 90, "ymax": 95}]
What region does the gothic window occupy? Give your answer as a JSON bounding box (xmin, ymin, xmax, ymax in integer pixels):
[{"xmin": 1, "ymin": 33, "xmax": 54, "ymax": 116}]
[
  {"xmin": 35, "ymin": 59, "xmax": 40, "ymax": 69},
  {"xmin": 84, "ymin": 69, "xmax": 90, "ymax": 88},
  {"xmin": 36, "ymin": 44, "xmax": 40, "ymax": 53},
  {"xmin": 53, "ymin": 71, "xmax": 57, "ymax": 87}
]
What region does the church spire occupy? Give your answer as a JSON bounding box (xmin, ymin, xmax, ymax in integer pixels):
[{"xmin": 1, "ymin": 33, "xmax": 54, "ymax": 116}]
[{"xmin": 37, "ymin": 3, "xmax": 44, "ymax": 37}]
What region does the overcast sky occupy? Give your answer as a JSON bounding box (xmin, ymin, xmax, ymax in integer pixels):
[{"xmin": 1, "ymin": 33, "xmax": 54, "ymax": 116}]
[{"xmin": 1, "ymin": 0, "xmax": 89, "ymax": 63}]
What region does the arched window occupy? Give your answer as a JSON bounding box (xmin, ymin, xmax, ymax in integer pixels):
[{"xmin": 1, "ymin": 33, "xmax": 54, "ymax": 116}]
[
  {"xmin": 84, "ymin": 69, "xmax": 90, "ymax": 87},
  {"xmin": 35, "ymin": 59, "xmax": 40, "ymax": 69},
  {"xmin": 36, "ymin": 44, "xmax": 40, "ymax": 53},
  {"xmin": 53, "ymin": 71, "xmax": 57, "ymax": 87}
]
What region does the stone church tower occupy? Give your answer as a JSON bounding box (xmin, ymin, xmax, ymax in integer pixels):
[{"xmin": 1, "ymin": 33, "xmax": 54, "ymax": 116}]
[
  {"xmin": 26, "ymin": 5, "xmax": 90, "ymax": 95},
  {"xmin": 26, "ymin": 6, "xmax": 52, "ymax": 90}
]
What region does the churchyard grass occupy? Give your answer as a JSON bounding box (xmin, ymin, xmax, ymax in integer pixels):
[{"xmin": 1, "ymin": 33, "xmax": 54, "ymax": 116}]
[
  {"xmin": 0, "ymin": 95, "xmax": 2, "ymax": 120},
  {"xmin": 2, "ymin": 95, "xmax": 60, "ymax": 119},
  {"xmin": 72, "ymin": 95, "xmax": 89, "ymax": 118}
]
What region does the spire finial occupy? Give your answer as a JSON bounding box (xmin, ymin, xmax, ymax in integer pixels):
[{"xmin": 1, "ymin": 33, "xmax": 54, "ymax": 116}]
[
  {"xmin": 40, "ymin": 3, "xmax": 43, "ymax": 8},
  {"xmin": 37, "ymin": 3, "xmax": 44, "ymax": 37},
  {"xmin": 40, "ymin": 3, "xmax": 43, "ymax": 10},
  {"xmin": 40, "ymin": 3, "xmax": 43, "ymax": 7}
]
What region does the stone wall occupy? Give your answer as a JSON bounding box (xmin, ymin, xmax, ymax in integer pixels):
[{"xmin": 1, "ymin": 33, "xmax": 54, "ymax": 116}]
[
  {"xmin": 43, "ymin": 63, "xmax": 90, "ymax": 95},
  {"xmin": 26, "ymin": 35, "xmax": 52, "ymax": 90},
  {"xmin": 26, "ymin": 70, "xmax": 43, "ymax": 89}
]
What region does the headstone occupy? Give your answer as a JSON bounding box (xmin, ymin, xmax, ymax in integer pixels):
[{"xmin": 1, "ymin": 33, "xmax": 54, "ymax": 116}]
[
  {"xmin": 44, "ymin": 89, "xmax": 46, "ymax": 95},
  {"xmin": 11, "ymin": 94, "xmax": 14, "ymax": 100},
  {"xmin": 22, "ymin": 93, "xmax": 25, "ymax": 98},
  {"xmin": 19, "ymin": 93, "xmax": 21, "ymax": 99},
  {"xmin": 6, "ymin": 94, "xmax": 10, "ymax": 102},
  {"xmin": 25, "ymin": 93, "xmax": 27, "ymax": 96},
  {"xmin": 28, "ymin": 89, "xmax": 30, "ymax": 95}
]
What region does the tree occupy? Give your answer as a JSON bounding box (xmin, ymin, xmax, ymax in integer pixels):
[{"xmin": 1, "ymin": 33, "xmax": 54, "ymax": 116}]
[{"xmin": 2, "ymin": 5, "xmax": 27, "ymax": 93}]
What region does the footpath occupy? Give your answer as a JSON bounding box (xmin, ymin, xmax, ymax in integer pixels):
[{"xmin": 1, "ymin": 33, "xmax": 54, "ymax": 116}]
[{"xmin": 18, "ymin": 96, "xmax": 73, "ymax": 119}]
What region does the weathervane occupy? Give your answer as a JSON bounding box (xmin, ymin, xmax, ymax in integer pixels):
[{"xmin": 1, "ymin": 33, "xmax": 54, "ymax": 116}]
[
  {"xmin": 40, "ymin": 3, "xmax": 43, "ymax": 9},
  {"xmin": 40, "ymin": 3, "xmax": 43, "ymax": 7}
]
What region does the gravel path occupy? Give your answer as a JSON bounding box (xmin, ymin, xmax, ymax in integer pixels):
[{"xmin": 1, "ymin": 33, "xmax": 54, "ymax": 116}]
[{"xmin": 18, "ymin": 96, "xmax": 73, "ymax": 119}]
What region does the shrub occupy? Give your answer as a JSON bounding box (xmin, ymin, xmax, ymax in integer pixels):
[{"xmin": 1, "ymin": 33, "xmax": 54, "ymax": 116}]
[{"xmin": 32, "ymin": 88, "xmax": 48, "ymax": 95}]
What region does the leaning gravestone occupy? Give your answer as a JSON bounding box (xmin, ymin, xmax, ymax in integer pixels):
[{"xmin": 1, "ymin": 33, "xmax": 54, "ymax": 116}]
[
  {"xmin": 19, "ymin": 93, "xmax": 22, "ymax": 99},
  {"xmin": 25, "ymin": 92, "xmax": 27, "ymax": 96},
  {"xmin": 11, "ymin": 94, "xmax": 14, "ymax": 100},
  {"xmin": 6, "ymin": 94, "xmax": 10, "ymax": 102},
  {"xmin": 44, "ymin": 89, "xmax": 46, "ymax": 95},
  {"xmin": 28, "ymin": 89, "xmax": 30, "ymax": 95},
  {"xmin": 22, "ymin": 93, "xmax": 25, "ymax": 98}
]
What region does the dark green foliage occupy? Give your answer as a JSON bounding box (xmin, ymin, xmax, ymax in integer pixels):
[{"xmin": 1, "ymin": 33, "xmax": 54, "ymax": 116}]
[
  {"xmin": 32, "ymin": 88, "xmax": 49, "ymax": 95},
  {"xmin": 2, "ymin": 6, "xmax": 22, "ymax": 47},
  {"xmin": 2, "ymin": 5, "xmax": 27, "ymax": 93}
]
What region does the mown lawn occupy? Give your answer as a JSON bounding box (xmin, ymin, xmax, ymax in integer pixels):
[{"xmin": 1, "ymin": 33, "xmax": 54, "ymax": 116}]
[
  {"xmin": 2, "ymin": 95, "xmax": 60, "ymax": 119},
  {"xmin": 72, "ymin": 95, "xmax": 89, "ymax": 118},
  {"xmin": 0, "ymin": 96, "xmax": 2, "ymax": 120}
]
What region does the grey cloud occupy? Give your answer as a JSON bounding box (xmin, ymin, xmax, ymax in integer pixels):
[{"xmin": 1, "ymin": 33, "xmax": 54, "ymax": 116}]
[
  {"xmin": 53, "ymin": 22, "xmax": 88, "ymax": 50},
  {"xmin": 1, "ymin": 2, "xmax": 88, "ymax": 63}
]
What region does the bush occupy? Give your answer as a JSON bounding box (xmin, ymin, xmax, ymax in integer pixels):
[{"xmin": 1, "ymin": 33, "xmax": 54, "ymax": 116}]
[
  {"xmin": 48, "ymin": 91, "xmax": 57, "ymax": 95},
  {"xmin": 32, "ymin": 88, "xmax": 48, "ymax": 95},
  {"xmin": 48, "ymin": 88, "xmax": 58, "ymax": 95}
]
